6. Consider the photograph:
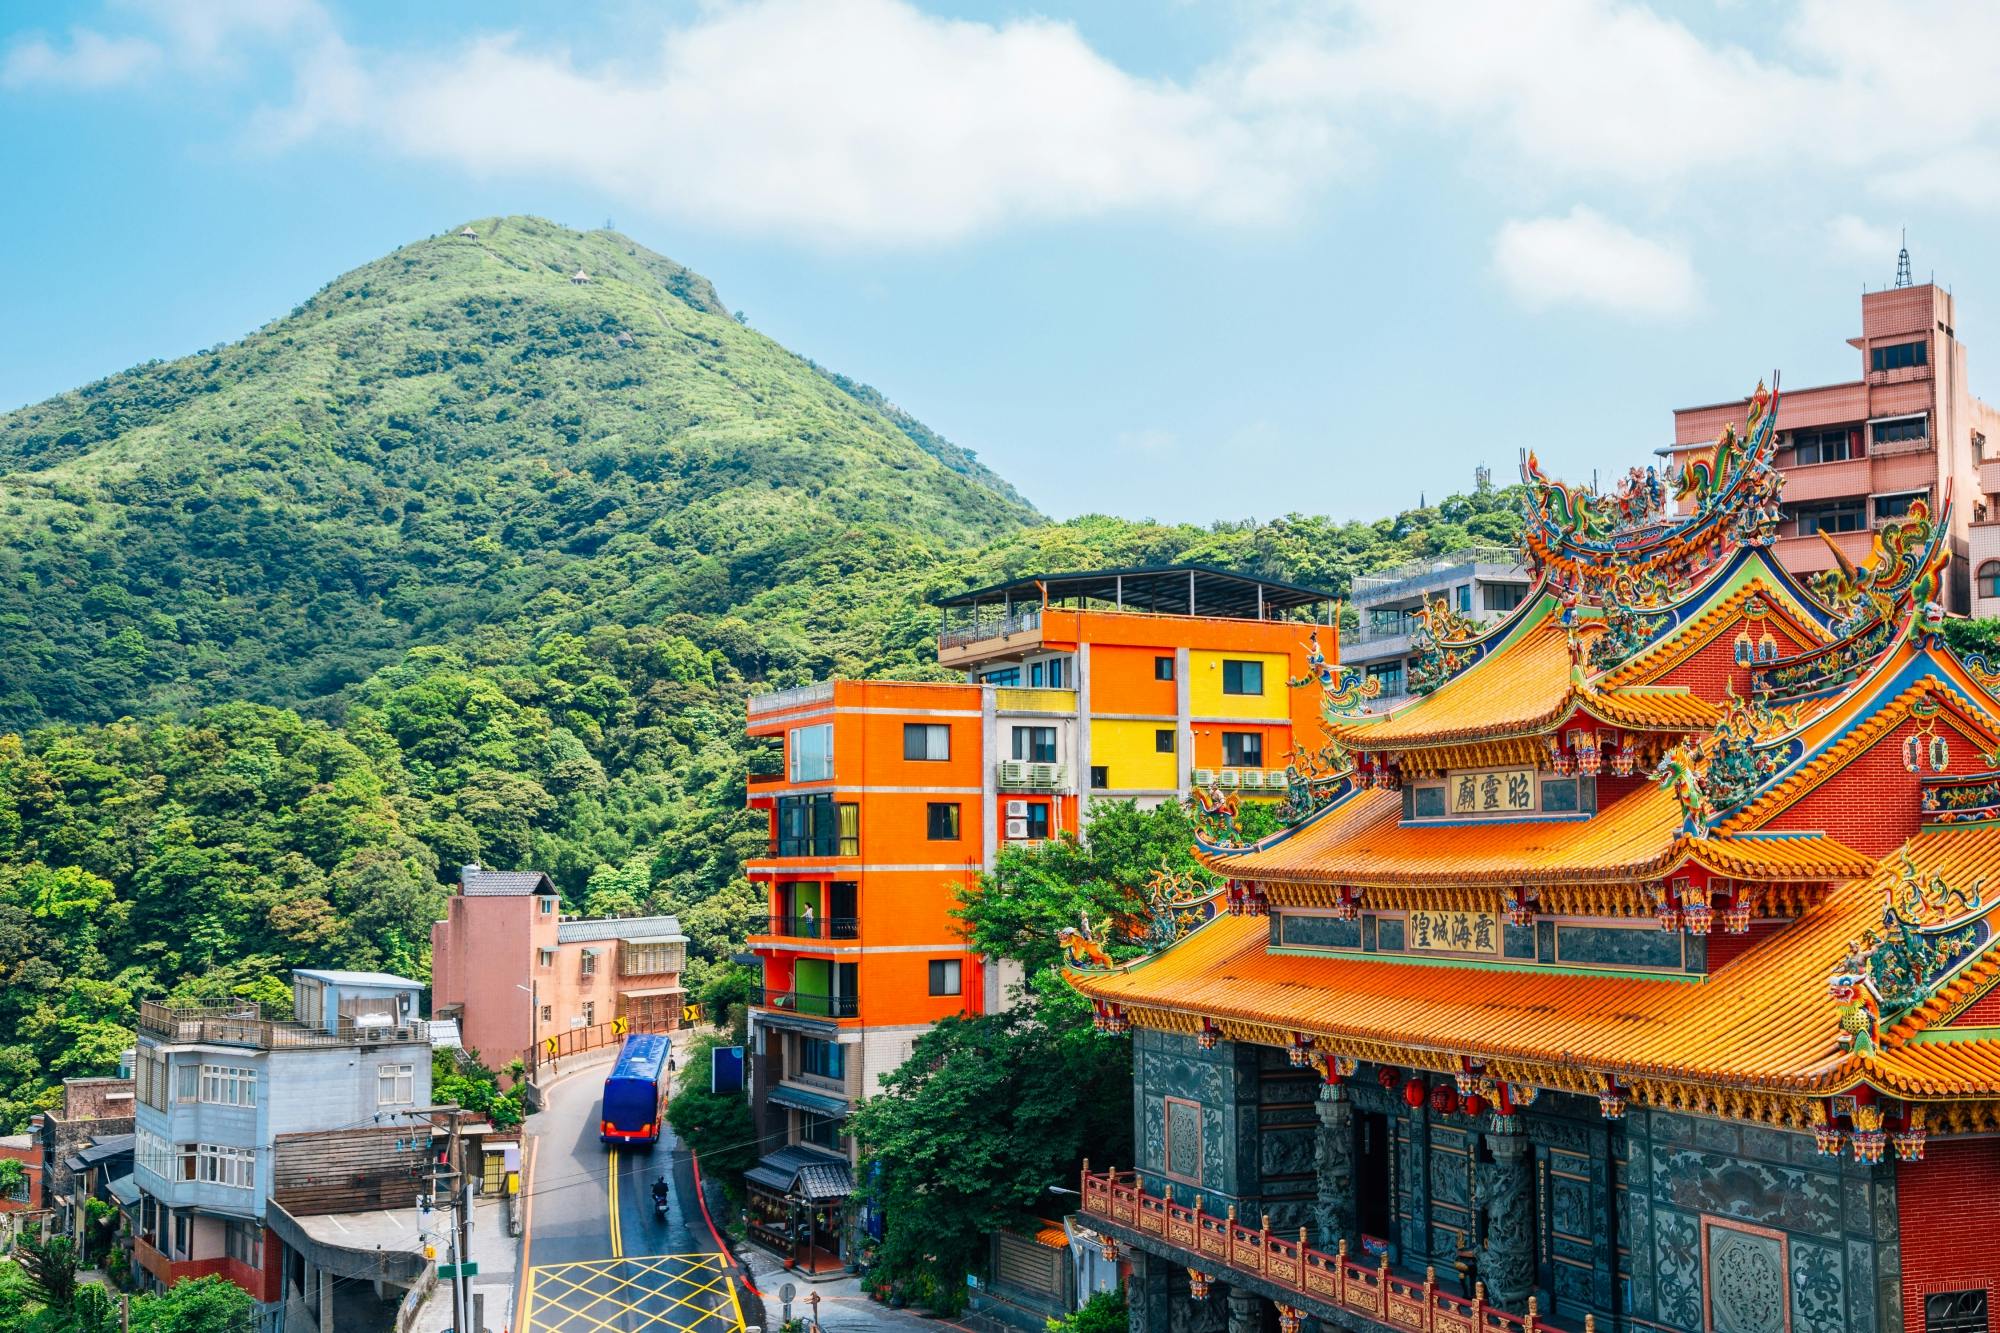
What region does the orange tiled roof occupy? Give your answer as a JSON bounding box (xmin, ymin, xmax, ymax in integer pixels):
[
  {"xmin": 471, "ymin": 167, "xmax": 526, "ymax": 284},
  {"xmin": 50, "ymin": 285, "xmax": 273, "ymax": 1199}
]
[
  {"xmin": 1201, "ymin": 782, "xmax": 1869, "ymax": 888},
  {"xmin": 1090, "ymin": 825, "xmax": 2000, "ymax": 1100},
  {"xmin": 1334, "ymin": 618, "xmax": 1715, "ymax": 752}
]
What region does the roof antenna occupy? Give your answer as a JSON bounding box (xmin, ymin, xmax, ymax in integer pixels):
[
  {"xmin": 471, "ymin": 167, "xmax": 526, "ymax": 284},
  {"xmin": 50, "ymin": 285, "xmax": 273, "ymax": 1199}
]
[{"xmin": 1895, "ymin": 229, "xmax": 1912, "ymax": 288}]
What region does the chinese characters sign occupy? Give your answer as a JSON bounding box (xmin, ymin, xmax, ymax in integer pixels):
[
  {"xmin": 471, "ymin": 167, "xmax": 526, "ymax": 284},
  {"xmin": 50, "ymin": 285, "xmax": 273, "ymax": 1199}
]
[
  {"xmin": 1406, "ymin": 910, "xmax": 1501, "ymax": 955},
  {"xmin": 1449, "ymin": 768, "xmax": 1536, "ymax": 816}
]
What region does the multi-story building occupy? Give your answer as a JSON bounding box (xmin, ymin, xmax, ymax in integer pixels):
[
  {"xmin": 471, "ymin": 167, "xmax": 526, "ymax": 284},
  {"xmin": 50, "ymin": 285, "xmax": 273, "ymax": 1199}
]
[
  {"xmin": 128, "ymin": 970, "xmax": 433, "ymax": 1321},
  {"xmin": 33, "ymin": 1074, "xmax": 134, "ymax": 1245},
  {"xmin": 740, "ymin": 564, "xmax": 1335, "ymax": 1271},
  {"xmin": 429, "ymin": 864, "xmax": 687, "ymax": 1070},
  {"xmin": 1672, "ymin": 277, "xmax": 2000, "ymax": 610},
  {"xmin": 1340, "ymin": 548, "xmax": 1533, "ymax": 703}
]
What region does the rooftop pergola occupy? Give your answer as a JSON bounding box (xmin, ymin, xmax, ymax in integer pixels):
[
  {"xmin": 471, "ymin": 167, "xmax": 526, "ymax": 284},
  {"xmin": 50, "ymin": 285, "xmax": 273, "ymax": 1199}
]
[{"xmin": 936, "ymin": 563, "xmax": 1337, "ymax": 625}]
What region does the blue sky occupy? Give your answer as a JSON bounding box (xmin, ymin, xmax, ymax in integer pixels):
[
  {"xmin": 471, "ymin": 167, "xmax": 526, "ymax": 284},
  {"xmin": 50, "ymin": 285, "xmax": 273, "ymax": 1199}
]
[{"xmin": 5, "ymin": 0, "xmax": 2000, "ymax": 525}]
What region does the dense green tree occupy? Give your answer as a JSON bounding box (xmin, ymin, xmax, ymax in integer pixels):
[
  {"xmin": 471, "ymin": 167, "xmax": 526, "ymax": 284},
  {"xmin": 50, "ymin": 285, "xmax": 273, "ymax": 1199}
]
[{"xmin": 666, "ymin": 1034, "xmax": 758, "ymax": 1200}]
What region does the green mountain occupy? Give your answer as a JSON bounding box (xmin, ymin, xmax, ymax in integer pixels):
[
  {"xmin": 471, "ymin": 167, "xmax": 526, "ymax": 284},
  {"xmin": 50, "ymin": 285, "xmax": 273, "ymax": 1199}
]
[
  {"xmin": 0, "ymin": 215, "xmax": 1034, "ymax": 727},
  {"xmin": 0, "ymin": 217, "xmax": 1530, "ymax": 1128}
]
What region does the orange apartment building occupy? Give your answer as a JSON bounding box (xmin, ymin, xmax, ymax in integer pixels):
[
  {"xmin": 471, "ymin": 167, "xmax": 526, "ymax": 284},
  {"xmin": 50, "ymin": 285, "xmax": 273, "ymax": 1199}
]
[
  {"xmin": 1671, "ymin": 278, "xmax": 2000, "ymax": 612},
  {"xmin": 739, "ymin": 565, "xmax": 1335, "ymax": 1271}
]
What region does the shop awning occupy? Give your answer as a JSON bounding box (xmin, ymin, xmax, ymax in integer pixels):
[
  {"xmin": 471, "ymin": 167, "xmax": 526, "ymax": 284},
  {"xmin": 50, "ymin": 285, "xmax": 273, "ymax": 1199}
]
[
  {"xmin": 767, "ymin": 1085, "xmax": 848, "ymax": 1118},
  {"xmin": 745, "ymin": 1146, "xmax": 854, "ymax": 1202}
]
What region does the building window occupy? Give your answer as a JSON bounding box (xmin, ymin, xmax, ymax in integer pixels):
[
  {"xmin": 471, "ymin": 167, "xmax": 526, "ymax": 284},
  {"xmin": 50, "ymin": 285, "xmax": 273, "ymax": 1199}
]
[
  {"xmin": 800, "ymin": 1112, "xmax": 841, "ymax": 1150},
  {"xmin": 928, "ymin": 959, "xmax": 963, "ymax": 996},
  {"xmin": 194, "ymin": 1144, "xmax": 256, "ymax": 1189},
  {"xmin": 1155, "ymin": 729, "xmax": 1176, "ymax": 753},
  {"xmin": 1482, "ymin": 582, "xmax": 1526, "ymax": 613},
  {"xmin": 175, "ymin": 1062, "xmax": 199, "ymax": 1104},
  {"xmin": 1790, "ymin": 499, "xmax": 1866, "ymax": 535},
  {"xmin": 788, "ymin": 723, "xmax": 834, "ymax": 782},
  {"xmin": 377, "ymin": 1064, "xmax": 415, "ymax": 1107},
  {"xmin": 926, "ymin": 802, "xmax": 961, "ymax": 840},
  {"xmin": 1981, "ymin": 561, "xmax": 2000, "ymax": 599},
  {"xmin": 540, "ymin": 1004, "xmax": 553, "ymax": 1023},
  {"xmin": 1870, "ymin": 340, "xmax": 1927, "ymax": 372},
  {"xmin": 1454, "ymin": 584, "xmax": 1472, "ymax": 612},
  {"xmin": 581, "ymin": 950, "xmax": 599, "ymax": 977},
  {"xmin": 1923, "ymin": 1289, "xmax": 1988, "ymax": 1333},
  {"xmin": 1089, "ymin": 764, "xmax": 1109, "ymax": 790},
  {"xmin": 1154, "ymin": 655, "xmax": 1175, "ymax": 681},
  {"xmin": 1873, "ymin": 415, "xmax": 1929, "ymax": 446},
  {"xmin": 1792, "ymin": 425, "xmax": 1860, "ymax": 464},
  {"xmin": 1011, "ymin": 726, "xmax": 1057, "ymax": 763},
  {"xmin": 136, "ymin": 1129, "xmax": 176, "ymax": 1182},
  {"xmin": 800, "ymin": 1037, "xmax": 846, "ymax": 1082},
  {"xmin": 224, "ymin": 1219, "xmax": 260, "ymax": 1266},
  {"xmin": 199, "ymin": 1065, "xmax": 256, "ymax": 1107},
  {"xmin": 903, "ymin": 723, "xmax": 950, "ymax": 761},
  {"xmin": 837, "ymin": 802, "xmax": 859, "ymax": 856},
  {"xmin": 1024, "ymin": 804, "xmax": 1051, "ymax": 839},
  {"xmin": 1222, "ymin": 732, "xmax": 1264, "ymax": 768},
  {"xmin": 582, "ymin": 1001, "xmax": 596, "ymax": 1026},
  {"xmin": 1028, "ymin": 658, "xmax": 1067, "ymax": 688},
  {"xmin": 174, "ymin": 1211, "xmax": 191, "ymax": 1255},
  {"xmin": 1875, "ymin": 492, "xmax": 1925, "ymax": 523},
  {"xmin": 538, "ymin": 947, "xmax": 555, "ymax": 968},
  {"xmin": 777, "ymin": 794, "xmax": 855, "ymax": 857},
  {"xmin": 1221, "ymin": 660, "xmax": 1264, "ymax": 695},
  {"xmin": 622, "ymin": 940, "xmax": 683, "ymax": 975},
  {"xmin": 538, "ymin": 897, "xmax": 554, "ymax": 915},
  {"xmin": 1367, "ymin": 662, "xmax": 1404, "ymax": 696},
  {"xmin": 980, "ymin": 667, "xmax": 1021, "ymax": 686}
]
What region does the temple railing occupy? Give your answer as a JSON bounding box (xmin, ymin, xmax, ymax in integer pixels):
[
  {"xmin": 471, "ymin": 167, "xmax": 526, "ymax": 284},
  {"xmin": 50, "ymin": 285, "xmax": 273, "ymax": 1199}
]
[{"xmin": 1081, "ymin": 1168, "xmax": 1585, "ymax": 1333}]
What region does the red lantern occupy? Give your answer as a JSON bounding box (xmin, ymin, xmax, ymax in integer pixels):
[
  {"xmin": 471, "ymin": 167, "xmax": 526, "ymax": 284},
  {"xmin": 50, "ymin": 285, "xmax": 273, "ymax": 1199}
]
[
  {"xmin": 1377, "ymin": 1067, "xmax": 1399, "ymax": 1090},
  {"xmin": 1462, "ymin": 1093, "xmax": 1487, "ymax": 1118},
  {"xmin": 1429, "ymin": 1083, "xmax": 1458, "ymax": 1116},
  {"xmin": 1402, "ymin": 1077, "xmax": 1426, "ymax": 1109}
]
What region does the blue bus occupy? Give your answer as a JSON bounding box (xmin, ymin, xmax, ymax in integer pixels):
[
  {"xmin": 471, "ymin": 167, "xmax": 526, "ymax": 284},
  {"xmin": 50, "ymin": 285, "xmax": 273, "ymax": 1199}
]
[{"xmin": 600, "ymin": 1033, "xmax": 672, "ymax": 1147}]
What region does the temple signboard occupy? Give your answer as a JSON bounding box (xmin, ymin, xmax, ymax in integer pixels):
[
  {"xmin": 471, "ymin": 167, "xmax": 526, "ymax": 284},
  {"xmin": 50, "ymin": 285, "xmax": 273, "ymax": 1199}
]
[
  {"xmin": 1406, "ymin": 909, "xmax": 1501, "ymax": 955},
  {"xmin": 1449, "ymin": 768, "xmax": 1536, "ymax": 815}
]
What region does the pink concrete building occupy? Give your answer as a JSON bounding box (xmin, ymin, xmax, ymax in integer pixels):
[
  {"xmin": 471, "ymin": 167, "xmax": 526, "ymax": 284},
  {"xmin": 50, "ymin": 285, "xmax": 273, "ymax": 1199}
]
[
  {"xmin": 0, "ymin": 1133, "xmax": 43, "ymax": 1212},
  {"xmin": 1672, "ymin": 280, "xmax": 2000, "ymax": 612},
  {"xmin": 429, "ymin": 865, "xmax": 687, "ymax": 1070}
]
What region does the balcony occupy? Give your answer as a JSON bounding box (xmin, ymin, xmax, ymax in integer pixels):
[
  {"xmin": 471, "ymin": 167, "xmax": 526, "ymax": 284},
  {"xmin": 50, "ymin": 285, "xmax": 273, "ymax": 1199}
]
[
  {"xmin": 938, "ymin": 610, "xmax": 1045, "ymax": 668},
  {"xmin": 997, "ymin": 760, "xmax": 1069, "ymax": 791},
  {"xmin": 992, "ymin": 687, "xmax": 1077, "ymax": 714},
  {"xmin": 1082, "ymin": 1170, "xmax": 1574, "ymax": 1333},
  {"xmin": 746, "ymin": 681, "xmax": 836, "ymax": 717},
  {"xmin": 751, "ymin": 914, "xmax": 861, "ymax": 942},
  {"xmin": 137, "ymin": 1001, "xmax": 429, "ymax": 1050},
  {"xmin": 756, "ymin": 989, "xmax": 859, "ymax": 1019}
]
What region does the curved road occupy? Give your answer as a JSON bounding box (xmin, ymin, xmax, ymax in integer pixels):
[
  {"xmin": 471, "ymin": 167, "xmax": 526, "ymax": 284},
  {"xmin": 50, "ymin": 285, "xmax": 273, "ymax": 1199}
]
[{"xmin": 517, "ymin": 1050, "xmax": 744, "ymax": 1333}]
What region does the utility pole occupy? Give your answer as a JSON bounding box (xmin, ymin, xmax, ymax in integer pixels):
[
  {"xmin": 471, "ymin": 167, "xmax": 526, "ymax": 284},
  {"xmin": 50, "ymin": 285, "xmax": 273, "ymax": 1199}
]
[{"xmin": 456, "ymin": 1109, "xmax": 475, "ymax": 1333}]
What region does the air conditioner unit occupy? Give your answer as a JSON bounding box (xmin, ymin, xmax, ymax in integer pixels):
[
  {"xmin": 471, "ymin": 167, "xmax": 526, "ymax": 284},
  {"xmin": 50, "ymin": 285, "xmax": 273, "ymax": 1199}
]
[
  {"xmin": 1266, "ymin": 769, "xmax": 1291, "ymax": 790},
  {"xmin": 1029, "ymin": 762, "xmax": 1060, "ymax": 788},
  {"xmin": 1005, "ymin": 818, "xmax": 1029, "ymax": 839},
  {"xmin": 1191, "ymin": 769, "xmax": 1214, "ymax": 787},
  {"xmin": 1217, "ymin": 769, "xmax": 1241, "ymax": 789},
  {"xmin": 999, "ymin": 760, "xmax": 1028, "ymax": 786},
  {"xmin": 1005, "ymin": 799, "xmax": 1029, "ymax": 817}
]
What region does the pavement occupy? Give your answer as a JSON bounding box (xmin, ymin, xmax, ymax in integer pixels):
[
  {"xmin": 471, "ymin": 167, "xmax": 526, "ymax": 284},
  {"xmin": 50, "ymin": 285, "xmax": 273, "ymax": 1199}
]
[
  {"xmin": 412, "ymin": 1194, "xmax": 520, "ymax": 1333},
  {"xmin": 739, "ymin": 1247, "xmax": 967, "ymax": 1333}
]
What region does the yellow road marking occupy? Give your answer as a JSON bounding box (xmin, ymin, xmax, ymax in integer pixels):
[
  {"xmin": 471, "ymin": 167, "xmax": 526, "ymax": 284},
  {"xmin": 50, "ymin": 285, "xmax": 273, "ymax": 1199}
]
[
  {"xmin": 520, "ymin": 1254, "xmax": 742, "ymax": 1333},
  {"xmin": 517, "ymin": 1134, "xmax": 539, "ymax": 1332},
  {"xmin": 608, "ymin": 1148, "xmax": 623, "ymax": 1259}
]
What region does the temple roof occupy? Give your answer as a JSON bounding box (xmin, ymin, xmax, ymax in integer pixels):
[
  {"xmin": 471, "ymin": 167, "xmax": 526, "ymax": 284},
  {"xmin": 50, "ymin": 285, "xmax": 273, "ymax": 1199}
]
[
  {"xmin": 1200, "ymin": 781, "xmax": 1871, "ymax": 890},
  {"xmin": 1078, "ymin": 824, "xmax": 2000, "ymax": 1103}
]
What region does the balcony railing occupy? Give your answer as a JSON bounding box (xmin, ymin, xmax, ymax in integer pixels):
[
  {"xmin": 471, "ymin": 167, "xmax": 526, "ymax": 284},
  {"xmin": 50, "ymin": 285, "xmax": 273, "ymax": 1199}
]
[
  {"xmin": 138, "ymin": 1001, "xmax": 429, "ymax": 1050},
  {"xmin": 757, "ymin": 989, "xmax": 859, "ymax": 1019},
  {"xmin": 940, "ymin": 610, "xmax": 1042, "ymax": 651},
  {"xmin": 1082, "ymin": 1169, "xmax": 1578, "ymax": 1333},
  {"xmin": 752, "ymin": 914, "xmax": 860, "ymax": 941},
  {"xmin": 997, "ymin": 760, "xmax": 1068, "ymax": 790},
  {"xmin": 746, "ymin": 681, "xmax": 836, "ymax": 716}
]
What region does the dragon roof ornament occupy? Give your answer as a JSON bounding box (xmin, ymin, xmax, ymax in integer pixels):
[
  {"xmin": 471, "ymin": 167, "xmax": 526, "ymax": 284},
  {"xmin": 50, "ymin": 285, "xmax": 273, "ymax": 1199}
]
[
  {"xmin": 1829, "ymin": 854, "xmax": 1991, "ymax": 1053},
  {"xmin": 1518, "ymin": 378, "xmax": 1782, "ymax": 602}
]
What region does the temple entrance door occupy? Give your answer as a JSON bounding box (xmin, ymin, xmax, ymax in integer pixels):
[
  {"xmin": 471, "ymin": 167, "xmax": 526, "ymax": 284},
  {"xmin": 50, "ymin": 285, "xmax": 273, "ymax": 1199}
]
[{"xmin": 1354, "ymin": 1111, "xmax": 1393, "ymax": 1241}]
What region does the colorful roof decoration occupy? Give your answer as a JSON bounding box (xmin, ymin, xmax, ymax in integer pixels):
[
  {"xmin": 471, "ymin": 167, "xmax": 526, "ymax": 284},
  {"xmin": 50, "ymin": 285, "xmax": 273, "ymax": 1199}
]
[{"xmin": 1092, "ymin": 380, "xmax": 2000, "ymax": 1129}]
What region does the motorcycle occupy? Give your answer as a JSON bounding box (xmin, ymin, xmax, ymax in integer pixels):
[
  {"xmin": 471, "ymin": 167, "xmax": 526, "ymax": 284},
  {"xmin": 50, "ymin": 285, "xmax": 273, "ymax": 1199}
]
[{"xmin": 652, "ymin": 1180, "xmax": 669, "ymax": 1223}]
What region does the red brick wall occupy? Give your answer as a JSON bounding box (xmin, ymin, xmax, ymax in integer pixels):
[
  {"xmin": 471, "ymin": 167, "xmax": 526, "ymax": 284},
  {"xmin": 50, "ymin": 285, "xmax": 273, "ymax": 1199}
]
[
  {"xmin": 1900, "ymin": 1139, "xmax": 2000, "ymax": 1328},
  {"xmin": 1766, "ymin": 714, "xmax": 1990, "ymax": 856},
  {"xmin": 1648, "ymin": 615, "xmax": 1815, "ymax": 700},
  {"xmin": 1702, "ymin": 919, "xmax": 1786, "ymax": 972},
  {"xmin": 1944, "ymin": 982, "xmax": 2000, "ymax": 1028}
]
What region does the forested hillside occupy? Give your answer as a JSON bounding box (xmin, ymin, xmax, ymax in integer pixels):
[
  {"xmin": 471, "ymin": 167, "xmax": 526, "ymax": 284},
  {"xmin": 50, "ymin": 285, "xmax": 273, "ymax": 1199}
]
[{"xmin": 0, "ymin": 217, "xmax": 1527, "ymax": 1127}]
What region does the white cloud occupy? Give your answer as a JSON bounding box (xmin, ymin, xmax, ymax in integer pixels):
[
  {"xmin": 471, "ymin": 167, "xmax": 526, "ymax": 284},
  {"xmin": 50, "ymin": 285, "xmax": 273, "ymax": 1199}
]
[
  {"xmin": 257, "ymin": 0, "xmax": 1339, "ymax": 246},
  {"xmin": 1825, "ymin": 215, "xmax": 1904, "ymax": 264},
  {"xmin": 2, "ymin": 29, "xmax": 158, "ymax": 89},
  {"xmin": 1492, "ymin": 208, "xmax": 1697, "ymax": 320}
]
